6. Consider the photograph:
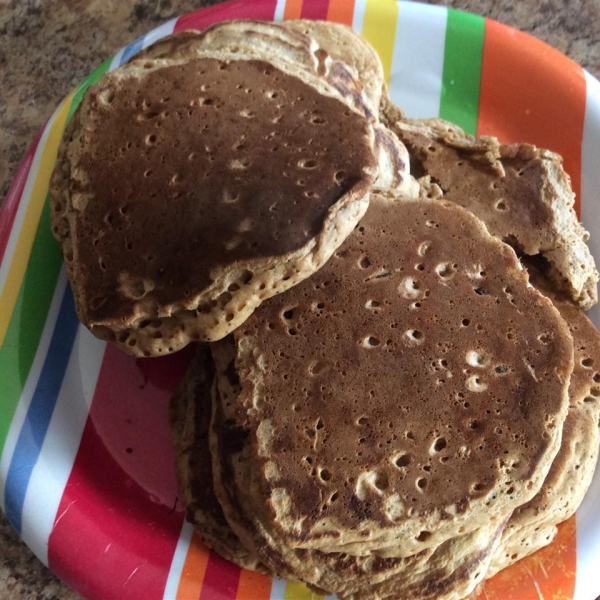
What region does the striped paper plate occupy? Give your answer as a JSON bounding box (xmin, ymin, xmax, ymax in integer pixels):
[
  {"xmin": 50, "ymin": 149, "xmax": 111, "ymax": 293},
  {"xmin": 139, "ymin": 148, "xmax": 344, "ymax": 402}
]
[{"xmin": 2, "ymin": 1, "xmax": 600, "ymax": 598}]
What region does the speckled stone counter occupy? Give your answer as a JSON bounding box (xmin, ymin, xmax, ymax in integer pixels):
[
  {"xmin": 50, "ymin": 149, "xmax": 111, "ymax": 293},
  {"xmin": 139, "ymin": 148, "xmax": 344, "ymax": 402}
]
[{"xmin": 0, "ymin": 1, "xmax": 599, "ymax": 598}]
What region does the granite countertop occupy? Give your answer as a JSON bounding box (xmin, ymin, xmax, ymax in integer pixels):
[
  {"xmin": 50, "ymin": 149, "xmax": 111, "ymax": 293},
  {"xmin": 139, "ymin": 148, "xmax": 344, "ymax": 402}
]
[{"xmin": 1, "ymin": 0, "xmax": 599, "ymax": 598}]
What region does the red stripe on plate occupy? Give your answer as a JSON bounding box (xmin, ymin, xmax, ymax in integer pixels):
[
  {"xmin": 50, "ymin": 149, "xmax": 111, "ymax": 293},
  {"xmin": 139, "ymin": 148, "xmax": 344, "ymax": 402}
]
[
  {"xmin": 477, "ymin": 18, "xmax": 586, "ymax": 216},
  {"xmin": 199, "ymin": 553, "xmax": 242, "ymax": 600},
  {"xmin": 301, "ymin": 0, "xmax": 329, "ymax": 20},
  {"xmin": 0, "ymin": 127, "xmax": 44, "ymax": 265},
  {"xmin": 48, "ymin": 345, "xmax": 195, "ymax": 600},
  {"xmin": 175, "ymin": 0, "xmax": 278, "ymax": 32}
]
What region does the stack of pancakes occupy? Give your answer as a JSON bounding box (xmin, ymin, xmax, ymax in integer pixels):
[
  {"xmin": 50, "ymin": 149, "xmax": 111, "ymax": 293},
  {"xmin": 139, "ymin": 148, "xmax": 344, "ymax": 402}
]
[{"xmin": 50, "ymin": 19, "xmax": 600, "ymax": 600}]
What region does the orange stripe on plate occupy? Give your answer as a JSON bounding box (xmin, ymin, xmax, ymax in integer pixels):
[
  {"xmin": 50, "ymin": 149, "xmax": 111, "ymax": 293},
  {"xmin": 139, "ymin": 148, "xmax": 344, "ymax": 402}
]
[
  {"xmin": 476, "ymin": 515, "xmax": 577, "ymax": 600},
  {"xmin": 283, "ymin": 0, "xmax": 303, "ymax": 20},
  {"xmin": 235, "ymin": 569, "xmax": 272, "ymax": 600},
  {"xmin": 326, "ymin": 0, "xmax": 355, "ymax": 25},
  {"xmin": 176, "ymin": 532, "xmax": 211, "ymax": 600},
  {"xmin": 477, "ymin": 18, "xmax": 586, "ymax": 217}
]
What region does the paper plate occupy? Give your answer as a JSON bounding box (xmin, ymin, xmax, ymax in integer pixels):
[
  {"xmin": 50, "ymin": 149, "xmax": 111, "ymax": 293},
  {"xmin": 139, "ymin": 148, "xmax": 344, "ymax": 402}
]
[{"xmin": 2, "ymin": 1, "xmax": 600, "ymax": 598}]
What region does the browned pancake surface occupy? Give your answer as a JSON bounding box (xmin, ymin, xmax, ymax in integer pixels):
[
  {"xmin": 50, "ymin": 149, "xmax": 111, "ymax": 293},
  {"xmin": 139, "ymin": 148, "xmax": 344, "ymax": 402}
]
[
  {"xmin": 487, "ymin": 265, "xmax": 600, "ymax": 574},
  {"xmin": 169, "ymin": 344, "xmax": 264, "ymax": 570},
  {"xmin": 390, "ymin": 118, "xmax": 598, "ymax": 308},
  {"xmin": 65, "ymin": 57, "xmax": 375, "ymax": 328},
  {"xmin": 223, "ymin": 192, "xmax": 572, "ymax": 557},
  {"xmin": 169, "ymin": 343, "xmax": 505, "ymax": 599}
]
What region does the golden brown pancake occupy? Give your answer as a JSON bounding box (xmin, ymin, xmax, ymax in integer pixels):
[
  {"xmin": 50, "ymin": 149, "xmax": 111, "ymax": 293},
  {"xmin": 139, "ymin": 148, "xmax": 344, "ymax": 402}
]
[
  {"xmin": 487, "ymin": 265, "xmax": 600, "ymax": 576},
  {"xmin": 284, "ymin": 20, "xmax": 385, "ymax": 116},
  {"xmin": 136, "ymin": 21, "xmax": 416, "ymax": 195},
  {"xmin": 50, "ymin": 54, "xmax": 377, "ymax": 356},
  {"xmin": 169, "ymin": 344, "xmax": 264, "ymax": 571},
  {"xmin": 210, "ymin": 191, "xmax": 573, "ymax": 567},
  {"xmin": 138, "ymin": 20, "xmax": 383, "ymax": 117},
  {"xmin": 387, "ymin": 117, "xmax": 599, "ymax": 309},
  {"xmin": 170, "ymin": 343, "xmax": 507, "ymax": 600}
]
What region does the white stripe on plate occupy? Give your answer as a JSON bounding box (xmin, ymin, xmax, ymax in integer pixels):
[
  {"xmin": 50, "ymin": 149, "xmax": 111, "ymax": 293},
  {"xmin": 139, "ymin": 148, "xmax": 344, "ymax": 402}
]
[
  {"xmin": 143, "ymin": 18, "xmax": 177, "ymax": 49},
  {"xmin": 273, "ymin": 0, "xmax": 287, "ymax": 22},
  {"xmin": 0, "ymin": 103, "xmax": 60, "ymax": 297},
  {"xmin": 352, "ymin": 0, "xmax": 367, "ymax": 33},
  {"xmin": 20, "ymin": 326, "xmax": 106, "ymax": 565},
  {"xmin": 0, "ymin": 270, "xmax": 68, "ymax": 510},
  {"xmin": 269, "ymin": 578, "xmax": 288, "ymax": 600},
  {"xmin": 109, "ymin": 48, "xmax": 126, "ymax": 71},
  {"xmin": 573, "ymin": 70, "xmax": 600, "ymax": 600},
  {"xmin": 390, "ymin": 2, "xmax": 447, "ymax": 118},
  {"xmin": 163, "ymin": 520, "xmax": 194, "ymax": 600},
  {"xmin": 580, "ymin": 71, "xmax": 600, "ymax": 330}
]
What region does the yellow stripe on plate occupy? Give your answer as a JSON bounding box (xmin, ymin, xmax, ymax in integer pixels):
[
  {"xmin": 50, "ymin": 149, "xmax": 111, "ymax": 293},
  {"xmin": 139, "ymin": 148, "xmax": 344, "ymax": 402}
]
[
  {"xmin": 0, "ymin": 90, "xmax": 74, "ymax": 346},
  {"xmin": 361, "ymin": 0, "xmax": 399, "ymax": 84},
  {"xmin": 283, "ymin": 580, "xmax": 323, "ymax": 600}
]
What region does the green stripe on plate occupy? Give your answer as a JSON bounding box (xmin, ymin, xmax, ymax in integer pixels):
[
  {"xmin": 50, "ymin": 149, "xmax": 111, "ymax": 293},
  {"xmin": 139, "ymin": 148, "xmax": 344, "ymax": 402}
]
[
  {"xmin": 67, "ymin": 56, "xmax": 113, "ymax": 121},
  {"xmin": 0, "ymin": 58, "xmax": 112, "ymax": 456},
  {"xmin": 439, "ymin": 9, "xmax": 485, "ymax": 134}
]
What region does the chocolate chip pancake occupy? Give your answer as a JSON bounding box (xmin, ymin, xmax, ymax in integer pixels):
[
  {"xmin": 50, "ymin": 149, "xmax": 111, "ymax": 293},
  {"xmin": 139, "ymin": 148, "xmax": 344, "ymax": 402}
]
[
  {"xmin": 387, "ymin": 117, "xmax": 599, "ymax": 309},
  {"xmin": 210, "ymin": 191, "xmax": 573, "ymax": 564},
  {"xmin": 50, "ymin": 53, "xmax": 378, "ymax": 356}
]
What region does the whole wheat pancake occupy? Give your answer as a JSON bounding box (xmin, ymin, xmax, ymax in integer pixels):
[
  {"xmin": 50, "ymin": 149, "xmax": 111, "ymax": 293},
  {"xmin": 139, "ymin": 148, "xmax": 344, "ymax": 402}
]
[
  {"xmin": 387, "ymin": 117, "xmax": 599, "ymax": 309},
  {"xmin": 489, "ymin": 407, "xmax": 597, "ymax": 576},
  {"xmin": 168, "ymin": 341, "xmax": 508, "ymax": 600},
  {"xmin": 378, "ymin": 87, "xmax": 405, "ymax": 131},
  {"xmin": 136, "ymin": 20, "xmax": 383, "ymax": 120},
  {"xmin": 169, "ymin": 344, "xmax": 264, "ymax": 571},
  {"xmin": 486, "ymin": 266, "xmax": 600, "ymax": 576},
  {"xmin": 136, "ymin": 21, "xmax": 317, "ymax": 71},
  {"xmin": 284, "ymin": 20, "xmax": 385, "ymax": 116},
  {"xmin": 487, "ymin": 525, "xmax": 558, "ymax": 581},
  {"xmin": 135, "ymin": 21, "xmax": 416, "ymax": 195},
  {"xmin": 50, "ymin": 54, "xmax": 377, "ymax": 356},
  {"xmin": 210, "ymin": 191, "xmax": 573, "ymax": 562}
]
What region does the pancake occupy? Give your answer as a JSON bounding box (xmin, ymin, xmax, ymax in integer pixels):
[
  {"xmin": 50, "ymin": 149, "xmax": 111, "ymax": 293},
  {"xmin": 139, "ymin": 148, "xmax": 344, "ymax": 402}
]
[
  {"xmin": 210, "ymin": 191, "xmax": 573, "ymax": 563},
  {"xmin": 136, "ymin": 20, "xmax": 382, "ymax": 120},
  {"xmin": 169, "ymin": 344, "xmax": 264, "ymax": 571},
  {"xmin": 135, "ymin": 21, "xmax": 416, "ymax": 195},
  {"xmin": 486, "ymin": 525, "xmax": 558, "ymax": 581},
  {"xmin": 284, "ymin": 20, "xmax": 385, "ymax": 116},
  {"xmin": 379, "ymin": 87, "xmax": 405, "ymax": 130},
  {"xmin": 136, "ymin": 21, "xmax": 318, "ymax": 73},
  {"xmin": 169, "ymin": 341, "xmax": 507, "ymax": 600},
  {"xmin": 387, "ymin": 117, "xmax": 599, "ymax": 309},
  {"xmin": 50, "ymin": 53, "xmax": 377, "ymax": 356},
  {"xmin": 486, "ymin": 266, "xmax": 600, "ymax": 576}
]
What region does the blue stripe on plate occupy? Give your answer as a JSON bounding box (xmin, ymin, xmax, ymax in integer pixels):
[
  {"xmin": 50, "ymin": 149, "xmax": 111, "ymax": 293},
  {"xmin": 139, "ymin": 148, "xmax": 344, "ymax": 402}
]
[
  {"xmin": 3, "ymin": 286, "xmax": 79, "ymax": 533},
  {"xmin": 120, "ymin": 34, "xmax": 147, "ymax": 64}
]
